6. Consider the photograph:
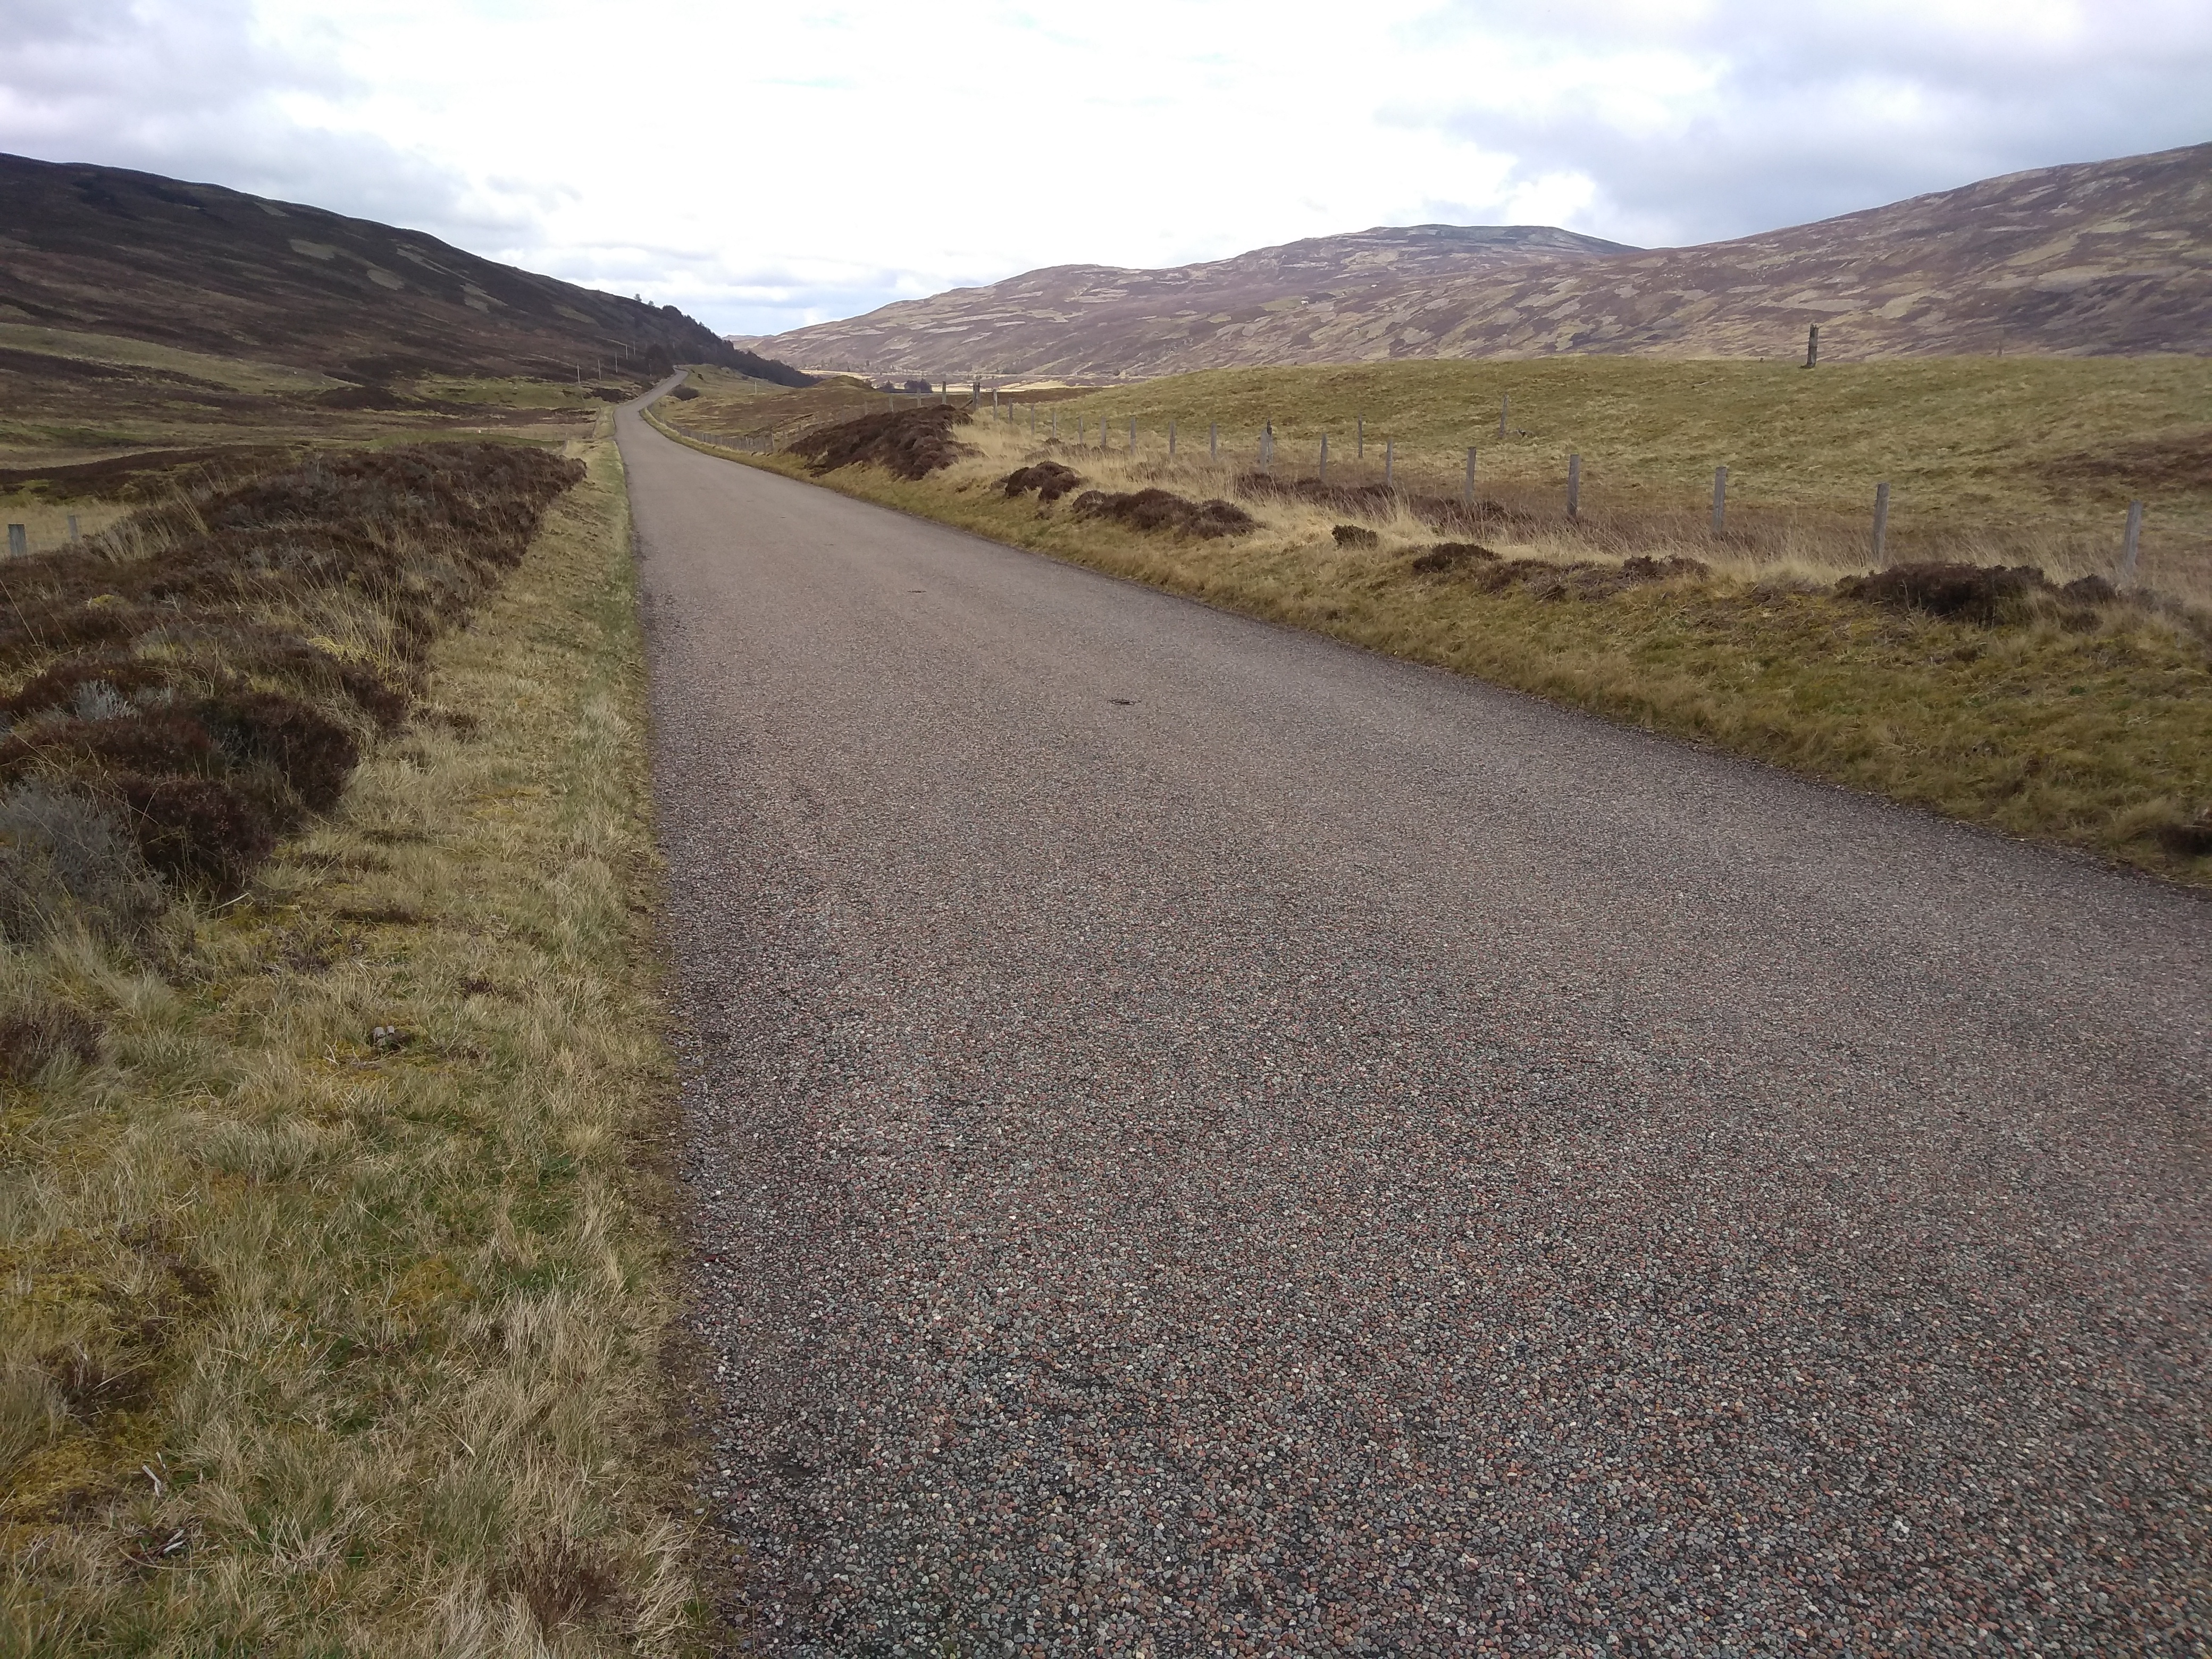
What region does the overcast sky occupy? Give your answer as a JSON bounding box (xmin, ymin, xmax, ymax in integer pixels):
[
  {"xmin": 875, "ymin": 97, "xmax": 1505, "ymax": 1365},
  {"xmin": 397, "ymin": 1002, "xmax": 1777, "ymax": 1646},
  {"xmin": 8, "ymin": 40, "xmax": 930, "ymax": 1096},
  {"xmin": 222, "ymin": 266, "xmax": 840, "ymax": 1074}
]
[{"xmin": 4, "ymin": 0, "xmax": 2208, "ymax": 338}]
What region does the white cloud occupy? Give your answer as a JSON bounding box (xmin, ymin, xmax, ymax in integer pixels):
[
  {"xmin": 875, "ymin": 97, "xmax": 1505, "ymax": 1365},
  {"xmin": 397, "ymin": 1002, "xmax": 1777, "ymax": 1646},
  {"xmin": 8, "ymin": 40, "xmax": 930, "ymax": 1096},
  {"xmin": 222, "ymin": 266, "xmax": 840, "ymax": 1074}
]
[{"xmin": 1, "ymin": 0, "xmax": 2206, "ymax": 335}]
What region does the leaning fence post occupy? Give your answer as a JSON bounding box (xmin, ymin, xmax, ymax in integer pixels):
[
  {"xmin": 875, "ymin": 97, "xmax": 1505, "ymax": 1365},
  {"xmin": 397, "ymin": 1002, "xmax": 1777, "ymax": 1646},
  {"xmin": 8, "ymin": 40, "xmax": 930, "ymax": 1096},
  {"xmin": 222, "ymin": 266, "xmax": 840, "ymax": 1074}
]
[
  {"xmin": 2121, "ymin": 499, "xmax": 2143, "ymax": 583},
  {"xmin": 1711, "ymin": 466, "xmax": 1728, "ymax": 536},
  {"xmin": 1319, "ymin": 433, "xmax": 1328, "ymax": 483},
  {"xmin": 5, "ymin": 524, "xmax": 23, "ymax": 558},
  {"xmin": 1463, "ymin": 447, "xmax": 1476, "ymax": 507},
  {"xmin": 1872, "ymin": 481, "xmax": 1890, "ymax": 561},
  {"xmin": 1566, "ymin": 454, "xmax": 1581, "ymax": 520}
]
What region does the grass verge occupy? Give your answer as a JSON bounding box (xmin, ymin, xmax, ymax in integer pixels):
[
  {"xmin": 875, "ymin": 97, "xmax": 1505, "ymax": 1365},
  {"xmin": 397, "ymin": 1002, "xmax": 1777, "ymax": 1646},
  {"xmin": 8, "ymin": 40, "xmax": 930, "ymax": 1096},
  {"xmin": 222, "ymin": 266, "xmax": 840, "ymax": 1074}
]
[
  {"xmin": 658, "ymin": 399, "xmax": 2212, "ymax": 887},
  {"xmin": 2, "ymin": 433, "xmax": 693, "ymax": 1653}
]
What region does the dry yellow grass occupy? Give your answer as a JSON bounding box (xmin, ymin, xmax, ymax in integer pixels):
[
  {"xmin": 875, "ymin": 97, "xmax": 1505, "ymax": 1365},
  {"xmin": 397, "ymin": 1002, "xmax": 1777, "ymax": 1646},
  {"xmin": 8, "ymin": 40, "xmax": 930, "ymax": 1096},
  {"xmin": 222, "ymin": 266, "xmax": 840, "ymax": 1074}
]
[
  {"xmin": 665, "ymin": 392, "xmax": 2212, "ymax": 885},
  {"xmin": 1, "ymin": 430, "xmax": 695, "ymax": 1654}
]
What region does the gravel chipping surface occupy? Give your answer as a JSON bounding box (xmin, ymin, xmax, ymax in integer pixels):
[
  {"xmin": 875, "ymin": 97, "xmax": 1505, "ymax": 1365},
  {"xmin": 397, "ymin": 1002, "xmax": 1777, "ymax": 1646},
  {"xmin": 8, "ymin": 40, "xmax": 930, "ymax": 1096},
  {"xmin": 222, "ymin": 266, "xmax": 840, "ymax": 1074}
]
[{"xmin": 617, "ymin": 402, "xmax": 2210, "ymax": 1657}]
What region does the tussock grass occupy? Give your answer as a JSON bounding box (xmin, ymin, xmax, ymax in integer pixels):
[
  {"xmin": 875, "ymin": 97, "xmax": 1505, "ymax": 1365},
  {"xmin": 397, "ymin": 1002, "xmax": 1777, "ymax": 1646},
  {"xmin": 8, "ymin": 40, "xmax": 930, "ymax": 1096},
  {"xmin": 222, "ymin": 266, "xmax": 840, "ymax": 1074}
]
[
  {"xmin": 1, "ymin": 435, "xmax": 691, "ymax": 1653},
  {"xmin": 697, "ymin": 396, "xmax": 2212, "ymax": 885}
]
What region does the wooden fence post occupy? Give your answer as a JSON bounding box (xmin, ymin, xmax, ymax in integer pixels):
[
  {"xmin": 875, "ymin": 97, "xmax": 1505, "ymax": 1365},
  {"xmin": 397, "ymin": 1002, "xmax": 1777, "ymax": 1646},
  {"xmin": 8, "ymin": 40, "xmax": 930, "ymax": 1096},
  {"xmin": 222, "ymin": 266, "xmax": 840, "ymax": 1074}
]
[
  {"xmin": 1566, "ymin": 454, "xmax": 1581, "ymax": 520},
  {"xmin": 66, "ymin": 515, "xmax": 79, "ymax": 543},
  {"xmin": 1384, "ymin": 439, "xmax": 1394, "ymax": 488},
  {"xmin": 1128, "ymin": 416, "xmax": 1136, "ymax": 455},
  {"xmin": 1319, "ymin": 433, "xmax": 1328, "ymax": 483},
  {"xmin": 1806, "ymin": 325, "xmax": 1820, "ymax": 369},
  {"xmin": 1357, "ymin": 416, "xmax": 1364, "ymax": 459},
  {"xmin": 1499, "ymin": 395, "xmax": 1509, "ymax": 439},
  {"xmin": 1210, "ymin": 422, "xmax": 1218, "ymax": 461},
  {"xmin": 1872, "ymin": 481, "xmax": 1890, "ymax": 561},
  {"xmin": 1262, "ymin": 422, "xmax": 1273, "ymax": 472},
  {"xmin": 1711, "ymin": 466, "xmax": 1728, "ymax": 536},
  {"xmin": 1169, "ymin": 420, "xmax": 1176, "ymax": 457},
  {"xmin": 2122, "ymin": 499, "xmax": 2144, "ymax": 583},
  {"xmin": 1463, "ymin": 447, "xmax": 1475, "ymax": 507},
  {"xmin": 5, "ymin": 524, "xmax": 23, "ymax": 558}
]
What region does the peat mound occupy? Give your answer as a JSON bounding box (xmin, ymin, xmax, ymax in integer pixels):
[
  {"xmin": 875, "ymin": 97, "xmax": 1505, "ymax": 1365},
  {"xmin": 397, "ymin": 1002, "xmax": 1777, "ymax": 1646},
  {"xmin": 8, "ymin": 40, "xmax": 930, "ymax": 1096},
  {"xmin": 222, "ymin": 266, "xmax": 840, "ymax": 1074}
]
[
  {"xmin": 1836, "ymin": 563, "xmax": 2056, "ymax": 625},
  {"xmin": 1002, "ymin": 463, "xmax": 1085, "ymax": 504},
  {"xmin": 1408, "ymin": 542, "xmax": 1498, "ymax": 573},
  {"xmin": 1418, "ymin": 550, "xmax": 1711, "ymax": 598},
  {"xmin": 1068, "ymin": 488, "xmax": 1255, "ymax": 539},
  {"xmin": 1332, "ymin": 524, "xmax": 1379, "ymax": 548},
  {"xmin": 787, "ymin": 405, "xmax": 970, "ymax": 480}
]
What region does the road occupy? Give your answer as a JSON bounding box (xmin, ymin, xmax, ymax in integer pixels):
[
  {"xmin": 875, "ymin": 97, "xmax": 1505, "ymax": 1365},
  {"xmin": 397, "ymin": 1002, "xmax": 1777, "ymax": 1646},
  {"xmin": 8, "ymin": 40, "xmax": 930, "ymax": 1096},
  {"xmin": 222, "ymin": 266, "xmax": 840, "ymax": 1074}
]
[{"xmin": 619, "ymin": 403, "xmax": 2208, "ymax": 1657}]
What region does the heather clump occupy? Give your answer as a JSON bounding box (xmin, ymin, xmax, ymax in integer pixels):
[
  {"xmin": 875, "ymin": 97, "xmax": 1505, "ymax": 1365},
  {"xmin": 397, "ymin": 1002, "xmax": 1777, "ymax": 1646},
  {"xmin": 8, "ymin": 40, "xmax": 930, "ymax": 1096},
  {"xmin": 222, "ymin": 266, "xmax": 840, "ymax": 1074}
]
[{"xmin": 0, "ymin": 441, "xmax": 580, "ymax": 926}]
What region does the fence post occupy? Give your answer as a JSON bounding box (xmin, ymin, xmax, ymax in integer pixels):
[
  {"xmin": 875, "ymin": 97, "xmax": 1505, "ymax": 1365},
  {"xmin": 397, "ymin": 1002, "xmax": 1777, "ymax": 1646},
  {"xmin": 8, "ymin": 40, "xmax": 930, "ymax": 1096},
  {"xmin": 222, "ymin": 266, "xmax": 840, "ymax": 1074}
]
[
  {"xmin": 5, "ymin": 524, "xmax": 23, "ymax": 558},
  {"xmin": 1357, "ymin": 416, "xmax": 1364, "ymax": 459},
  {"xmin": 1210, "ymin": 422, "xmax": 1218, "ymax": 461},
  {"xmin": 1384, "ymin": 440, "xmax": 1394, "ymax": 489},
  {"xmin": 1262, "ymin": 422, "xmax": 1273, "ymax": 473},
  {"xmin": 1499, "ymin": 395, "xmax": 1510, "ymax": 439},
  {"xmin": 1463, "ymin": 447, "xmax": 1475, "ymax": 507},
  {"xmin": 1319, "ymin": 433, "xmax": 1328, "ymax": 483},
  {"xmin": 1566, "ymin": 454, "xmax": 1581, "ymax": 520},
  {"xmin": 66, "ymin": 515, "xmax": 79, "ymax": 543},
  {"xmin": 1711, "ymin": 466, "xmax": 1728, "ymax": 536},
  {"xmin": 1872, "ymin": 481, "xmax": 1890, "ymax": 561},
  {"xmin": 1805, "ymin": 325, "xmax": 1820, "ymax": 369},
  {"xmin": 2121, "ymin": 499, "xmax": 2143, "ymax": 583},
  {"xmin": 1129, "ymin": 416, "xmax": 1136, "ymax": 455},
  {"xmin": 1169, "ymin": 420, "xmax": 1176, "ymax": 457}
]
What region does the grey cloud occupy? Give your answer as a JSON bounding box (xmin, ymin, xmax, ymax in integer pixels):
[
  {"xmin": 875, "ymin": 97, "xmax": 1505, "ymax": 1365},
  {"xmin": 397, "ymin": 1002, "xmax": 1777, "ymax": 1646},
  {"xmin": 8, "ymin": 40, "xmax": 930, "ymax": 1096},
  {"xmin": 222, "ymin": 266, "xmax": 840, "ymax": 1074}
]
[{"xmin": 1412, "ymin": 0, "xmax": 2212, "ymax": 246}]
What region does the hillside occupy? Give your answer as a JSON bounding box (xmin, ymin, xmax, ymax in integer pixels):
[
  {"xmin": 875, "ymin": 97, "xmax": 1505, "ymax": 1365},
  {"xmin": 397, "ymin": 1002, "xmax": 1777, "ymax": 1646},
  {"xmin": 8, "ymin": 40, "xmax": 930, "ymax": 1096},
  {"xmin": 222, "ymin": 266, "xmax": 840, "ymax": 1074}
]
[
  {"xmin": 755, "ymin": 142, "xmax": 2212, "ymax": 378},
  {"xmin": 742, "ymin": 224, "xmax": 1634, "ymax": 381},
  {"xmin": 0, "ymin": 152, "xmax": 805, "ymax": 384}
]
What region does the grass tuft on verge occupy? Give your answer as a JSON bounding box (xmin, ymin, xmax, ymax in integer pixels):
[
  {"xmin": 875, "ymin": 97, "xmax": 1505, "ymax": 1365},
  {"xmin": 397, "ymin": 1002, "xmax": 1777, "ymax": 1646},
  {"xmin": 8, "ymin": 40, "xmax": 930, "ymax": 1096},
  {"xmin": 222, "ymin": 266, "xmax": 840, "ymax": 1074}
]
[{"xmin": 2, "ymin": 433, "xmax": 691, "ymax": 1654}]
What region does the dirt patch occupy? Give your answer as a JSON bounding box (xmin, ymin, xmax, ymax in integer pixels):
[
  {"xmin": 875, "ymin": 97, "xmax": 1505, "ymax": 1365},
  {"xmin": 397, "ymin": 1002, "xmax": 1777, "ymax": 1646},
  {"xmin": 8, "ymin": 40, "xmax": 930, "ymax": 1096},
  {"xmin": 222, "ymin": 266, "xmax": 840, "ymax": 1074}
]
[
  {"xmin": 1002, "ymin": 463, "xmax": 1085, "ymax": 504},
  {"xmin": 1836, "ymin": 563, "xmax": 2052, "ymax": 625},
  {"xmin": 1418, "ymin": 551, "xmax": 1712, "ymax": 599},
  {"xmin": 1333, "ymin": 525, "xmax": 1379, "ymax": 548},
  {"xmin": 2040, "ymin": 428, "xmax": 2212, "ymax": 498},
  {"xmin": 1069, "ymin": 488, "xmax": 1256, "ymax": 540},
  {"xmin": 787, "ymin": 406, "xmax": 972, "ymax": 480}
]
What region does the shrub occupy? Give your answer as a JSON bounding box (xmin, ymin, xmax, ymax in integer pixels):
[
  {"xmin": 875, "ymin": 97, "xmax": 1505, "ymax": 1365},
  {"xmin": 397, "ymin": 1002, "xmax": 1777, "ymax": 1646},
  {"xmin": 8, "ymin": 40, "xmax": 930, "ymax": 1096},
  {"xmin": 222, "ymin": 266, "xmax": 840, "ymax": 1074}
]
[
  {"xmin": 115, "ymin": 775, "xmax": 274, "ymax": 895},
  {"xmin": 195, "ymin": 691, "xmax": 359, "ymax": 814},
  {"xmin": 0, "ymin": 712, "xmax": 216, "ymax": 784},
  {"xmin": 0, "ymin": 783, "xmax": 165, "ymax": 944}
]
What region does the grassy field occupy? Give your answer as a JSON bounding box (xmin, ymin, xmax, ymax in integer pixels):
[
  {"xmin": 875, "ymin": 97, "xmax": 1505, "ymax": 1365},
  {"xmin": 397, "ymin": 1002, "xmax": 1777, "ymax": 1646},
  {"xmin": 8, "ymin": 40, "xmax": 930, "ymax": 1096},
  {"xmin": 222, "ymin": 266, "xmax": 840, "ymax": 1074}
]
[
  {"xmin": 659, "ymin": 359, "xmax": 2212, "ymax": 886},
  {"xmin": 672, "ymin": 357, "xmax": 2212, "ymax": 597},
  {"xmin": 1, "ymin": 429, "xmax": 695, "ymax": 1653}
]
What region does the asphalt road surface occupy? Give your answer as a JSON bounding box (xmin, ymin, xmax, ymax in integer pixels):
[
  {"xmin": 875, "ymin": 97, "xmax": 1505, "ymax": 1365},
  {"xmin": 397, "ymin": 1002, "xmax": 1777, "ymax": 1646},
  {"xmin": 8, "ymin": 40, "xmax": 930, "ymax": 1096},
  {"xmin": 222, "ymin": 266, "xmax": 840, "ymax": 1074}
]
[{"xmin": 620, "ymin": 404, "xmax": 2209, "ymax": 1657}]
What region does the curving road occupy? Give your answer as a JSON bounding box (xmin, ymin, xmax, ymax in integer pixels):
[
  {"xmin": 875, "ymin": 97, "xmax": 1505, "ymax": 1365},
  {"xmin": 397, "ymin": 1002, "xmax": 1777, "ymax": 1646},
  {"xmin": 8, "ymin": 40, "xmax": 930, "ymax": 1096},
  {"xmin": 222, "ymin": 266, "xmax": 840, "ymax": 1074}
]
[{"xmin": 621, "ymin": 402, "xmax": 2209, "ymax": 1657}]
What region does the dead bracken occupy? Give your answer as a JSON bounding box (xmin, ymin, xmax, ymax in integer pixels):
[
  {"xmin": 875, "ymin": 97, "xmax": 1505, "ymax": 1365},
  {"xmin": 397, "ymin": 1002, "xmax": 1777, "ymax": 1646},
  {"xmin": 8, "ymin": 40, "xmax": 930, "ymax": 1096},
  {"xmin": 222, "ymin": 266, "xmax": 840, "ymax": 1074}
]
[
  {"xmin": 1068, "ymin": 488, "xmax": 1256, "ymax": 539},
  {"xmin": 787, "ymin": 405, "xmax": 971, "ymax": 480}
]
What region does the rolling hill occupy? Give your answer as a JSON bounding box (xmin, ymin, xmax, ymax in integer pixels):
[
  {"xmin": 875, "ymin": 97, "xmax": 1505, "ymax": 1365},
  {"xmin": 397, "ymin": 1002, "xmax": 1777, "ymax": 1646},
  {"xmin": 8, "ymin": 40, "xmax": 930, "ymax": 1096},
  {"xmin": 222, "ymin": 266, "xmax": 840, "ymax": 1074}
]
[
  {"xmin": 752, "ymin": 142, "xmax": 2212, "ymax": 379},
  {"xmin": 0, "ymin": 152, "xmax": 806, "ymax": 386}
]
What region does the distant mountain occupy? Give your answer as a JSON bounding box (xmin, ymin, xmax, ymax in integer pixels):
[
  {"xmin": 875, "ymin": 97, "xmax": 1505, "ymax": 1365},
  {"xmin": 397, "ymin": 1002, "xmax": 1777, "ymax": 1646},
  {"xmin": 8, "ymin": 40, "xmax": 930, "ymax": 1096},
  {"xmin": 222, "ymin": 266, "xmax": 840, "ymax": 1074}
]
[
  {"xmin": 756, "ymin": 143, "xmax": 2212, "ymax": 378},
  {"xmin": 0, "ymin": 153, "xmax": 808, "ymax": 385},
  {"xmin": 748, "ymin": 225, "xmax": 1636, "ymax": 381}
]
